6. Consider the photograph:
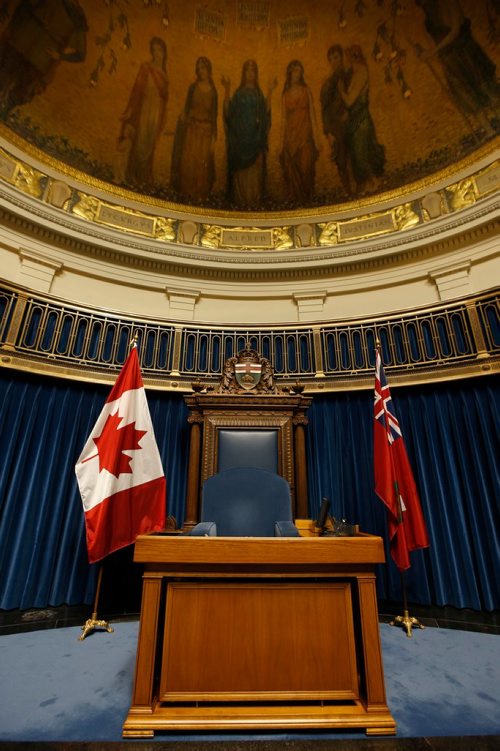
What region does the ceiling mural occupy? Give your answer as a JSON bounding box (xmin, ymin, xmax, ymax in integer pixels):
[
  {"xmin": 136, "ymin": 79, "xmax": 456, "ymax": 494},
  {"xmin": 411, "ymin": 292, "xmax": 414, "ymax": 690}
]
[{"xmin": 0, "ymin": 0, "xmax": 498, "ymax": 213}]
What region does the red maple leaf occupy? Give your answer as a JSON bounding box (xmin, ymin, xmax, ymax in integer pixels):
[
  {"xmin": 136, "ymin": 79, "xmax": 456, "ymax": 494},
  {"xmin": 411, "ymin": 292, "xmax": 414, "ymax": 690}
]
[{"xmin": 92, "ymin": 412, "xmax": 147, "ymax": 477}]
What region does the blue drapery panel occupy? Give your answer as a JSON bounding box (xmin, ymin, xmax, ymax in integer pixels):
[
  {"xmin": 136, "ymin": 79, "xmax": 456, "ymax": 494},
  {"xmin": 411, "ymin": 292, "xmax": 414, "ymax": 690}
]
[
  {"xmin": 0, "ymin": 370, "xmax": 189, "ymax": 610},
  {"xmin": 0, "ymin": 369, "xmax": 498, "ymax": 611},
  {"xmin": 307, "ymin": 376, "xmax": 499, "ymax": 611}
]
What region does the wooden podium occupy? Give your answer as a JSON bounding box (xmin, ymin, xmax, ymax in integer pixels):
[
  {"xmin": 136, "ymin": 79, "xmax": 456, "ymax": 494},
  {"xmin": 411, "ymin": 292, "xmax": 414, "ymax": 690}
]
[{"xmin": 123, "ymin": 534, "xmax": 396, "ymax": 737}]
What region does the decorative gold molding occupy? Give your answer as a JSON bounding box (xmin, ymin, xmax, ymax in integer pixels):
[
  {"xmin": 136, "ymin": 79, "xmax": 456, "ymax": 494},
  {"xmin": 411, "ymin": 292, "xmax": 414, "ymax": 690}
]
[
  {"xmin": 0, "ymin": 196, "xmax": 497, "ymax": 287},
  {"xmin": 0, "ymin": 136, "xmax": 498, "ymax": 253},
  {"xmin": 1, "ymin": 123, "xmax": 497, "ymax": 219}
]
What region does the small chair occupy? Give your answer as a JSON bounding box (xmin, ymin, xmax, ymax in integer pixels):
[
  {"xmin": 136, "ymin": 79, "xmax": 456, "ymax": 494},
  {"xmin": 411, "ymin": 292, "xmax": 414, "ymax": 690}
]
[{"xmin": 189, "ymin": 467, "xmax": 300, "ymax": 537}]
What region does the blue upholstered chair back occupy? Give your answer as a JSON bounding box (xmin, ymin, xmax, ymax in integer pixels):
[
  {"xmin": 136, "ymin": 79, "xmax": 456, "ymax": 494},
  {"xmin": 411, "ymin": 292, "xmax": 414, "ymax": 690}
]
[{"xmin": 200, "ymin": 467, "xmax": 295, "ymax": 537}]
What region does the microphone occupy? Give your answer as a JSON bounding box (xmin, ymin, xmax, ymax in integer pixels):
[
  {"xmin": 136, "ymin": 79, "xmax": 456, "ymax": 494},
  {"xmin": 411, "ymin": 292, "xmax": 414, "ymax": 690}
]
[{"xmin": 315, "ymin": 497, "xmax": 330, "ymax": 531}]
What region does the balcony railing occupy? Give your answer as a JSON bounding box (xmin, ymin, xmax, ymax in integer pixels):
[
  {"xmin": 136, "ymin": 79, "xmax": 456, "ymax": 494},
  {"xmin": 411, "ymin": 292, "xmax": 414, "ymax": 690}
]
[{"xmin": 0, "ymin": 284, "xmax": 498, "ymax": 388}]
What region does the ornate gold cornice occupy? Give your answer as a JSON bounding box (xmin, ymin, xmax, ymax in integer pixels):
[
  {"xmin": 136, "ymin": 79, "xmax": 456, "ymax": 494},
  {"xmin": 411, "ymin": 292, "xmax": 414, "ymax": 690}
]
[
  {"xmin": 0, "ymin": 190, "xmax": 498, "ymax": 284},
  {"xmin": 0, "ymin": 137, "xmax": 498, "ymax": 258}
]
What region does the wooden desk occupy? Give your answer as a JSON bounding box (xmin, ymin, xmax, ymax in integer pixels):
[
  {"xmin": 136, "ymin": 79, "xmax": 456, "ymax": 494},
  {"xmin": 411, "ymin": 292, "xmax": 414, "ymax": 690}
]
[{"xmin": 123, "ymin": 535, "xmax": 396, "ymax": 737}]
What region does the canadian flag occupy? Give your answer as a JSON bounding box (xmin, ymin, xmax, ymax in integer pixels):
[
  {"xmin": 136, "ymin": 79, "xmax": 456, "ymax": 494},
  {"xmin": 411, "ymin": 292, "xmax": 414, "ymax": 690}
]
[{"xmin": 75, "ymin": 345, "xmax": 166, "ymax": 564}]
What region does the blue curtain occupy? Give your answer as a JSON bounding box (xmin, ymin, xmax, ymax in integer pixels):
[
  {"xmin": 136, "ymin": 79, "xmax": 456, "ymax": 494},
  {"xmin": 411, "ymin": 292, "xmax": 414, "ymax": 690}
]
[
  {"xmin": 0, "ymin": 370, "xmax": 189, "ymax": 610},
  {"xmin": 307, "ymin": 376, "xmax": 499, "ymax": 611},
  {"xmin": 0, "ymin": 369, "xmax": 498, "ymax": 611}
]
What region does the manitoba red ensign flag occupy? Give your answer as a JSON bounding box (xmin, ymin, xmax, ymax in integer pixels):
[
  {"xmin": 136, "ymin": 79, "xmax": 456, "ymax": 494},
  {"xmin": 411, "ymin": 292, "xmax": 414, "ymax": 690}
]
[
  {"xmin": 75, "ymin": 346, "xmax": 166, "ymax": 563},
  {"xmin": 374, "ymin": 349, "xmax": 429, "ymax": 571}
]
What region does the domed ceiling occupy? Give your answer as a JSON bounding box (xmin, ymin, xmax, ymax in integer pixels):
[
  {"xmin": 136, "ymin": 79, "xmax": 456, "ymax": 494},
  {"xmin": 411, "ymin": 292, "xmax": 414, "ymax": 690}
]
[{"xmin": 0, "ymin": 0, "xmax": 498, "ymax": 214}]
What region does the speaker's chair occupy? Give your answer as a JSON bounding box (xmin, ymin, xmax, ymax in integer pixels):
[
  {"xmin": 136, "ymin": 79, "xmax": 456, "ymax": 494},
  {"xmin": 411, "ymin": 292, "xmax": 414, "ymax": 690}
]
[
  {"xmin": 189, "ymin": 467, "xmax": 300, "ymax": 537},
  {"xmin": 183, "ymin": 346, "xmax": 312, "ymax": 530}
]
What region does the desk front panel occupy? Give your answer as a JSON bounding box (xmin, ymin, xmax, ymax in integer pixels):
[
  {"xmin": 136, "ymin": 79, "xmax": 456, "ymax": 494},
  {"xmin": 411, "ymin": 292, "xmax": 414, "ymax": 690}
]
[{"xmin": 159, "ymin": 580, "xmax": 359, "ymax": 702}]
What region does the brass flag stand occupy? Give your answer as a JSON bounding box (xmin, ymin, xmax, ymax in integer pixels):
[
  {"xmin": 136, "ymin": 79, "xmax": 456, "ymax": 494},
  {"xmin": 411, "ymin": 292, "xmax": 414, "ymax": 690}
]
[
  {"xmin": 79, "ymin": 565, "xmax": 114, "ymax": 640},
  {"xmin": 389, "ymin": 475, "xmax": 424, "ymax": 637},
  {"xmin": 390, "ymin": 571, "xmax": 424, "ymax": 638}
]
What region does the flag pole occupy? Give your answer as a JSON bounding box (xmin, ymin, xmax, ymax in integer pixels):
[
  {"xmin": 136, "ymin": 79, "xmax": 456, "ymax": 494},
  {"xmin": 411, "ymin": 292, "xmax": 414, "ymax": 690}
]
[
  {"xmin": 79, "ymin": 564, "xmax": 114, "ymax": 640},
  {"xmin": 79, "ymin": 335, "xmax": 139, "ymax": 641}
]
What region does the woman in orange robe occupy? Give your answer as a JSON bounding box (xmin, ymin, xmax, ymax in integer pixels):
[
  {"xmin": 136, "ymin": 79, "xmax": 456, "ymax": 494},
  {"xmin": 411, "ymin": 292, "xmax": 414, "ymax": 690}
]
[{"xmin": 279, "ymin": 60, "xmax": 319, "ymax": 203}]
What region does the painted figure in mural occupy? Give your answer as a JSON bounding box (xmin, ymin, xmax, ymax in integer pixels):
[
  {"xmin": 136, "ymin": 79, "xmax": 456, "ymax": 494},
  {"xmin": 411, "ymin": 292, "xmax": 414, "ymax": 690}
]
[
  {"xmin": 320, "ymin": 45, "xmax": 352, "ymax": 196},
  {"xmin": 339, "ymin": 45, "xmax": 385, "ymax": 196},
  {"xmin": 171, "ymin": 57, "xmax": 218, "ymax": 202},
  {"xmin": 118, "ymin": 37, "xmax": 169, "ymax": 187},
  {"xmin": 279, "ymin": 60, "xmax": 319, "ymax": 203},
  {"xmin": 416, "ymin": 0, "xmax": 499, "ymax": 132},
  {"xmin": 0, "ymin": 0, "xmax": 88, "ymax": 117},
  {"xmin": 222, "ymin": 60, "xmax": 277, "ymax": 209}
]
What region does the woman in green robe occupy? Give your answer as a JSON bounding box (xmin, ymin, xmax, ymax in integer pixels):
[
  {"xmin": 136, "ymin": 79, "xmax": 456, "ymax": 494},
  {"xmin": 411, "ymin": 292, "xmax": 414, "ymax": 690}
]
[{"xmin": 222, "ymin": 60, "xmax": 275, "ymax": 209}]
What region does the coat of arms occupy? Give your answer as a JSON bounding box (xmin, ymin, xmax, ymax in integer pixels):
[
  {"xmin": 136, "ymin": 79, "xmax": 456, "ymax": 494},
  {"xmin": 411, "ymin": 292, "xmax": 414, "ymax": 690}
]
[
  {"xmin": 234, "ymin": 360, "xmax": 262, "ymax": 390},
  {"xmin": 218, "ymin": 344, "xmax": 277, "ymax": 394}
]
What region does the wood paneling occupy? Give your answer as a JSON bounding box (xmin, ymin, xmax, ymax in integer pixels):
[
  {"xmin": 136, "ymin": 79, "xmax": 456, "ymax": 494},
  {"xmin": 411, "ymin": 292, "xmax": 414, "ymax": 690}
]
[{"xmin": 160, "ymin": 581, "xmax": 358, "ymax": 700}]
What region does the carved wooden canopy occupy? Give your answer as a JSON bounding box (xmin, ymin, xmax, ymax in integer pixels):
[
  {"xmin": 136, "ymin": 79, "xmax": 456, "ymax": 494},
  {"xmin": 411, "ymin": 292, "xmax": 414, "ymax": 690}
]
[{"xmin": 184, "ymin": 346, "xmax": 312, "ymax": 525}]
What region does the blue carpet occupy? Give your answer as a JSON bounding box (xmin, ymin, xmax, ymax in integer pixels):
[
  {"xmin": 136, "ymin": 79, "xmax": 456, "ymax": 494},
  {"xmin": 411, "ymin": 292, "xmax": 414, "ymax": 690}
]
[{"xmin": 0, "ymin": 621, "xmax": 498, "ymax": 742}]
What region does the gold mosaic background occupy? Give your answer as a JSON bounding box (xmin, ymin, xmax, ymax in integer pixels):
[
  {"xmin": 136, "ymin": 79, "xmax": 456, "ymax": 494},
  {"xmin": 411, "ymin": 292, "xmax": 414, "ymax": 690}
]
[{"xmin": 0, "ymin": 0, "xmax": 498, "ymax": 212}]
